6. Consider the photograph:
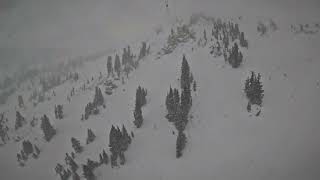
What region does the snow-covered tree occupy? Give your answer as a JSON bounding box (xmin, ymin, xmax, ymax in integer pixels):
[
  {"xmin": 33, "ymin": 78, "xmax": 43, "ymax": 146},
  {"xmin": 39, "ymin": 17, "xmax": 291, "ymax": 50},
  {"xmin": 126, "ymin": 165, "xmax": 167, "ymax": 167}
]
[
  {"xmin": 86, "ymin": 129, "xmax": 96, "ymax": 144},
  {"xmin": 71, "ymin": 137, "xmax": 83, "ymax": 153},
  {"xmin": 15, "ymin": 111, "xmax": 25, "ymax": 130},
  {"xmin": 41, "ymin": 114, "xmax": 56, "ymax": 141}
]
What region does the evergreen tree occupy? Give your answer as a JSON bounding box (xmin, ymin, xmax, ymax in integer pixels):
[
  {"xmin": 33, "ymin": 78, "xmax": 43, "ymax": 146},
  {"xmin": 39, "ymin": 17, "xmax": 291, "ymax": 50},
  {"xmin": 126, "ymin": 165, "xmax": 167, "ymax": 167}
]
[
  {"xmin": 119, "ymin": 151, "xmax": 126, "ymax": 165},
  {"xmin": 102, "ymin": 149, "xmax": 109, "ymax": 165},
  {"xmin": 86, "ymin": 129, "xmax": 96, "ymax": 144},
  {"xmin": 176, "ymin": 131, "xmax": 187, "ymax": 158},
  {"xmin": 244, "ymin": 72, "xmax": 264, "ymax": 106},
  {"xmin": 34, "ymin": 145, "xmax": 40, "ymax": 155},
  {"xmin": 240, "ymin": 32, "xmax": 248, "ymax": 48},
  {"xmin": 41, "ymin": 114, "xmax": 56, "ymax": 141},
  {"xmin": 193, "ymin": 81, "xmax": 197, "ymax": 92},
  {"xmin": 55, "ymin": 163, "xmax": 64, "ymax": 176},
  {"xmin": 18, "ymin": 95, "xmax": 24, "ymax": 108},
  {"xmin": 139, "ymin": 41, "xmax": 147, "ymax": 60},
  {"xmin": 180, "ymin": 55, "xmax": 191, "ymax": 90},
  {"xmin": 228, "ymin": 43, "xmax": 242, "ymax": 68},
  {"xmin": 133, "ymin": 105, "xmax": 143, "ymax": 128},
  {"xmin": 82, "ymin": 164, "xmax": 95, "ymax": 180},
  {"xmin": 55, "ymin": 105, "xmax": 64, "ymax": 119},
  {"xmin": 114, "ymin": 54, "xmax": 121, "ymax": 78},
  {"xmin": 93, "ymin": 87, "xmax": 104, "ymax": 107},
  {"xmin": 15, "ymin": 111, "xmax": 25, "ymax": 130},
  {"xmin": 107, "ymin": 56, "xmax": 113, "ymax": 77},
  {"xmin": 22, "ymin": 140, "xmax": 33, "ymax": 155},
  {"xmin": 71, "ymin": 137, "xmax": 83, "ymax": 153}
]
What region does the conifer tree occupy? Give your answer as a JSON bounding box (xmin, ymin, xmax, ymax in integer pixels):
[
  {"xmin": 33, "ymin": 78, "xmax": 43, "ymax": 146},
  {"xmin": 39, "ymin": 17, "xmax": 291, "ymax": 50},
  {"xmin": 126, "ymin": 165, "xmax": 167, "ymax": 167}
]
[
  {"xmin": 193, "ymin": 81, "xmax": 197, "ymax": 92},
  {"xmin": 15, "ymin": 111, "xmax": 25, "ymax": 130},
  {"xmin": 41, "ymin": 114, "xmax": 56, "ymax": 141},
  {"xmin": 114, "ymin": 54, "xmax": 121, "ymax": 78},
  {"xmin": 86, "ymin": 129, "xmax": 96, "ymax": 144},
  {"xmin": 181, "ymin": 55, "xmax": 191, "ymax": 90},
  {"xmin": 22, "ymin": 140, "xmax": 33, "ymax": 155},
  {"xmin": 18, "ymin": 95, "xmax": 24, "ymax": 108},
  {"xmin": 82, "ymin": 164, "xmax": 95, "ymax": 180},
  {"xmin": 71, "ymin": 137, "xmax": 83, "ymax": 153},
  {"xmin": 133, "ymin": 105, "xmax": 143, "ymax": 128},
  {"xmin": 107, "ymin": 56, "xmax": 113, "ymax": 77},
  {"xmin": 176, "ymin": 131, "xmax": 187, "ymax": 158},
  {"xmin": 244, "ymin": 72, "xmax": 264, "ymax": 106},
  {"xmin": 139, "ymin": 41, "xmax": 147, "ymax": 60},
  {"xmin": 102, "ymin": 149, "xmax": 109, "ymax": 165},
  {"xmin": 34, "ymin": 145, "xmax": 40, "ymax": 155}
]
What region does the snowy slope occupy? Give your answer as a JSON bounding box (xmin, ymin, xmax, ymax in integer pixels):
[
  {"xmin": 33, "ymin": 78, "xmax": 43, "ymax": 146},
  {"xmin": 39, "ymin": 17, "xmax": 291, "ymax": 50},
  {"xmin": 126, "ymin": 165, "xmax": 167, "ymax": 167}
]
[{"xmin": 1, "ymin": 3, "xmax": 320, "ymax": 180}]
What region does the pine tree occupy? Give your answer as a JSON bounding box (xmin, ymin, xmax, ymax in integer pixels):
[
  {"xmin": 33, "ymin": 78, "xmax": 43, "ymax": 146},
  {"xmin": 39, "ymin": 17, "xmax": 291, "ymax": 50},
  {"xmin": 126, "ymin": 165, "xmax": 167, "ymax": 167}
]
[
  {"xmin": 82, "ymin": 164, "xmax": 95, "ymax": 180},
  {"xmin": 139, "ymin": 41, "xmax": 147, "ymax": 60},
  {"xmin": 15, "ymin": 111, "xmax": 25, "ymax": 130},
  {"xmin": 133, "ymin": 105, "xmax": 143, "ymax": 128},
  {"xmin": 176, "ymin": 131, "xmax": 187, "ymax": 158},
  {"xmin": 107, "ymin": 56, "xmax": 113, "ymax": 77},
  {"xmin": 86, "ymin": 129, "xmax": 96, "ymax": 144},
  {"xmin": 22, "ymin": 140, "xmax": 33, "ymax": 155},
  {"xmin": 55, "ymin": 105, "xmax": 63, "ymax": 119},
  {"xmin": 119, "ymin": 151, "xmax": 126, "ymax": 165},
  {"xmin": 102, "ymin": 149, "xmax": 109, "ymax": 165},
  {"xmin": 193, "ymin": 81, "xmax": 197, "ymax": 92},
  {"xmin": 34, "ymin": 145, "xmax": 40, "ymax": 155},
  {"xmin": 244, "ymin": 72, "xmax": 264, "ymax": 106},
  {"xmin": 71, "ymin": 137, "xmax": 83, "ymax": 153},
  {"xmin": 240, "ymin": 32, "xmax": 248, "ymax": 48},
  {"xmin": 41, "ymin": 114, "xmax": 56, "ymax": 141},
  {"xmin": 18, "ymin": 95, "xmax": 24, "ymax": 108},
  {"xmin": 93, "ymin": 87, "xmax": 104, "ymax": 107},
  {"xmin": 114, "ymin": 54, "xmax": 121, "ymax": 78},
  {"xmin": 181, "ymin": 55, "xmax": 191, "ymax": 90}
]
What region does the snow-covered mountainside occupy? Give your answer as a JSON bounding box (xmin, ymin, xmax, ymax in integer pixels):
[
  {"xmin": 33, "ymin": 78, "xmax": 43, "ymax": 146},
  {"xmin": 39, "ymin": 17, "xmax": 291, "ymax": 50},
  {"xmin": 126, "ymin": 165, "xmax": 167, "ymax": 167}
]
[{"xmin": 1, "ymin": 8, "xmax": 320, "ymax": 180}]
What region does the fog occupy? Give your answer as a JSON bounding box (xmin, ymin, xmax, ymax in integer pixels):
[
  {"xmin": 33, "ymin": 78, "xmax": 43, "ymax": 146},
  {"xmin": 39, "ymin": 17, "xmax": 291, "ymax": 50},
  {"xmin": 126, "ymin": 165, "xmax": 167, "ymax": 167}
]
[{"xmin": 1, "ymin": 0, "xmax": 319, "ymax": 71}]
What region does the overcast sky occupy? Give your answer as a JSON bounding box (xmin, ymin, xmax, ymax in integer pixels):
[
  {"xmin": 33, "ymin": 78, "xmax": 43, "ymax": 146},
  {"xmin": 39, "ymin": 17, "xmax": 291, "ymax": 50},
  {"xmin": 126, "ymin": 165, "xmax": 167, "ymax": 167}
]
[{"xmin": 0, "ymin": 0, "xmax": 319, "ymax": 70}]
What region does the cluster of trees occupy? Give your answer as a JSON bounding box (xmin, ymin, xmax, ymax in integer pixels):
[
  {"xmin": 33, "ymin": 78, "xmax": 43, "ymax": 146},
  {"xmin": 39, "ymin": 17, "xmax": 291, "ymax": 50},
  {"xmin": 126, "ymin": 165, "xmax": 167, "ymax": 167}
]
[
  {"xmin": 84, "ymin": 87, "xmax": 104, "ymax": 120},
  {"xmin": 54, "ymin": 105, "xmax": 64, "ymax": 120},
  {"xmin": 17, "ymin": 140, "xmax": 40, "ymax": 166},
  {"xmin": 165, "ymin": 55, "xmax": 194, "ymax": 158},
  {"xmin": 133, "ymin": 86, "xmax": 147, "ymax": 128},
  {"xmin": 41, "ymin": 114, "xmax": 56, "ymax": 141},
  {"xmin": 226, "ymin": 43, "xmax": 243, "ymax": 68},
  {"xmin": 109, "ymin": 125, "xmax": 132, "ymax": 167},
  {"xmin": 55, "ymin": 162, "xmax": 76, "ymax": 180},
  {"xmin": 244, "ymin": 71, "xmax": 264, "ymax": 108},
  {"xmin": 138, "ymin": 41, "xmax": 150, "ymax": 60},
  {"xmin": 15, "ymin": 111, "xmax": 26, "ymax": 130},
  {"xmin": 163, "ymin": 25, "xmax": 196, "ymax": 54}
]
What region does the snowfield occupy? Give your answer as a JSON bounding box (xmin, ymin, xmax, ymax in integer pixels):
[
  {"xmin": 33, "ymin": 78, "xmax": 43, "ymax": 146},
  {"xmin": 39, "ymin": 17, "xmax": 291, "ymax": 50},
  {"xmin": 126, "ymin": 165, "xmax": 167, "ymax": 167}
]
[{"xmin": 1, "ymin": 0, "xmax": 320, "ymax": 180}]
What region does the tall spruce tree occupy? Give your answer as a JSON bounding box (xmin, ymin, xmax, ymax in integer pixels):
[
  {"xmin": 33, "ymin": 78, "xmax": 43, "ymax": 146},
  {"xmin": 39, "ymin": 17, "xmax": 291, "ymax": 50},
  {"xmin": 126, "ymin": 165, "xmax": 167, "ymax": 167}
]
[
  {"xmin": 181, "ymin": 55, "xmax": 191, "ymax": 90},
  {"xmin": 86, "ymin": 129, "xmax": 96, "ymax": 144},
  {"xmin": 176, "ymin": 131, "xmax": 187, "ymax": 158},
  {"xmin": 71, "ymin": 137, "xmax": 83, "ymax": 153},
  {"xmin": 114, "ymin": 54, "xmax": 121, "ymax": 78},
  {"xmin": 107, "ymin": 56, "xmax": 113, "ymax": 77},
  {"xmin": 15, "ymin": 111, "xmax": 25, "ymax": 130},
  {"xmin": 41, "ymin": 114, "xmax": 56, "ymax": 141}
]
